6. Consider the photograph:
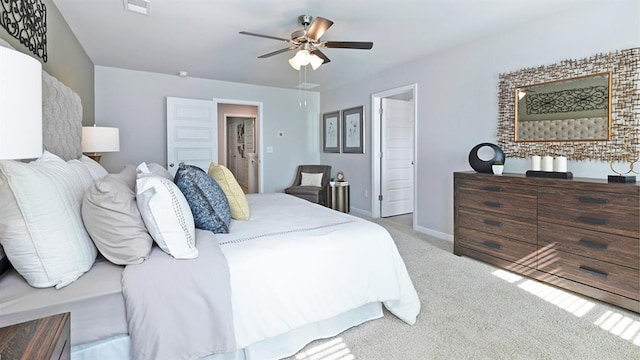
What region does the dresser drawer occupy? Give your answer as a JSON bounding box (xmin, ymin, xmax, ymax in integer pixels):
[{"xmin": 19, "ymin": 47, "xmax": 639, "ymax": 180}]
[
  {"xmin": 539, "ymin": 222, "xmax": 639, "ymax": 269},
  {"xmin": 457, "ymin": 227, "xmax": 537, "ymax": 267},
  {"xmin": 458, "ymin": 208, "xmax": 537, "ymax": 244},
  {"xmin": 456, "ymin": 179, "xmax": 536, "ymax": 219},
  {"xmin": 537, "ymin": 251, "xmax": 639, "ymax": 301},
  {"xmin": 539, "ymin": 189, "xmax": 640, "ymax": 238}
]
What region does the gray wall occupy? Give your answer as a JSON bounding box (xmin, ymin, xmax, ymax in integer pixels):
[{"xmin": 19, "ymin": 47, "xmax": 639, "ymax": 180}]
[
  {"xmin": 320, "ymin": 1, "xmax": 640, "ymax": 238},
  {"xmin": 0, "ymin": 0, "xmax": 94, "ymax": 124},
  {"xmin": 94, "ymin": 66, "xmax": 320, "ymax": 193}
]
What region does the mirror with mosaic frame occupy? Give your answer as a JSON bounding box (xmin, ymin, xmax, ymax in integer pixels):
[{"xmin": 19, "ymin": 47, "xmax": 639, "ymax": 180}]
[{"xmin": 514, "ymin": 72, "xmax": 611, "ymax": 142}]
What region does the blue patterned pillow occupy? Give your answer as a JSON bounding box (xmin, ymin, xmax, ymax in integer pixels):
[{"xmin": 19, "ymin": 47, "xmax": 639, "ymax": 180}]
[{"xmin": 174, "ymin": 163, "xmax": 231, "ymax": 233}]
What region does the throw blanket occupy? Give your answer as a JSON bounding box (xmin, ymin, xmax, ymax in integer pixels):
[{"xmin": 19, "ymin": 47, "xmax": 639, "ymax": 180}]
[{"xmin": 122, "ymin": 230, "xmax": 235, "ymax": 360}]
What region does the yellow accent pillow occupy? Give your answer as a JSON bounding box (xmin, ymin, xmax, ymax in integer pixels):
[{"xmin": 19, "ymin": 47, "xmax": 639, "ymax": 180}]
[{"xmin": 207, "ymin": 163, "xmax": 250, "ymax": 221}]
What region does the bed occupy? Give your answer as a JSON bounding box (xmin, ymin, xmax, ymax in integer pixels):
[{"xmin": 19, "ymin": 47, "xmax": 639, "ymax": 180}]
[{"xmin": 0, "ymin": 42, "xmax": 420, "ymax": 360}]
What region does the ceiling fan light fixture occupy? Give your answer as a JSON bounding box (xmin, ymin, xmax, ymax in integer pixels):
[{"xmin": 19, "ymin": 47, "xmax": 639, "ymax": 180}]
[
  {"xmin": 289, "ymin": 49, "xmax": 324, "ymax": 70},
  {"xmin": 309, "ymin": 54, "xmax": 324, "ymax": 70},
  {"xmin": 288, "ymin": 57, "xmax": 302, "ymax": 70}
]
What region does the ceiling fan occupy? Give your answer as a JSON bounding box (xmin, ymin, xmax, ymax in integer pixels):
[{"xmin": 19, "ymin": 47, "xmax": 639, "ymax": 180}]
[{"xmin": 239, "ymin": 15, "xmax": 373, "ymax": 70}]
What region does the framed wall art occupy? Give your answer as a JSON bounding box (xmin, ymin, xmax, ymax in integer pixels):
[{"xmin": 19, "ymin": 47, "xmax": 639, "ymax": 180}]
[
  {"xmin": 322, "ymin": 110, "xmax": 340, "ymax": 153},
  {"xmin": 342, "ymin": 106, "xmax": 364, "ymax": 154}
]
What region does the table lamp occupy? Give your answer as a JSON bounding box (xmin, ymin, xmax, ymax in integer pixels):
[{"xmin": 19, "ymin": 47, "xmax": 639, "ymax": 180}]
[
  {"xmin": 81, "ymin": 125, "xmax": 120, "ymax": 162},
  {"xmin": 0, "ymin": 46, "xmax": 43, "ymax": 160}
]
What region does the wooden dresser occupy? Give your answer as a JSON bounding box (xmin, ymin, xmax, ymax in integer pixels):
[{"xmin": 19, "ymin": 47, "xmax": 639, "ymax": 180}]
[{"xmin": 454, "ymin": 172, "xmax": 639, "ymax": 312}]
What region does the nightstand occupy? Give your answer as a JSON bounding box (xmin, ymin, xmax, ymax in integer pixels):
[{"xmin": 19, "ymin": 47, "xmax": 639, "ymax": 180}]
[
  {"xmin": 0, "ymin": 312, "xmax": 70, "ymax": 360},
  {"xmin": 328, "ymin": 182, "xmax": 350, "ymax": 213}
]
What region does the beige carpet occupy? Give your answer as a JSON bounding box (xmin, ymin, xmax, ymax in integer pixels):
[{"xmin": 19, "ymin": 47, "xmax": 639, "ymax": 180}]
[{"xmin": 288, "ymin": 217, "xmax": 640, "ymax": 360}]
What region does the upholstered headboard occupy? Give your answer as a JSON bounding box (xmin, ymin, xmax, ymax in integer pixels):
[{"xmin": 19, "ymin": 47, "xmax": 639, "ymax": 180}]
[
  {"xmin": 0, "ymin": 39, "xmax": 82, "ymax": 160},
  {"xmin": 41, "ymin": 72, "xmax": 83, "ymax": 160}
]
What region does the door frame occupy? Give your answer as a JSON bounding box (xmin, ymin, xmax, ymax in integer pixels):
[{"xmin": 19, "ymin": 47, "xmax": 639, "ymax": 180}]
[
  {"xmin": 370, "ymin": 84, "xmax": 418, "ymax": 225},
  {"xmin": 213, "ymin": 98, "xmax": 264, "ymax": 193}
]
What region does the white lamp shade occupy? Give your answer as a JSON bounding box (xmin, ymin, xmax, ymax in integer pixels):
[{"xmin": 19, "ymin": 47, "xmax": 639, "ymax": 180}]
[
  {"xmin": 309, "ymin": 54, "xmax": 324, "ymax": 70},
  {"xmin": 288, "ymin": 57, "xmax": 302, "ymax": 70},
  {"xmin": 82, "ymin": 126, "xmax": 120, "ymax": 153},
  {"xmin": 0, "ymin": 46, "xmax": 43, "ymax": 160}
]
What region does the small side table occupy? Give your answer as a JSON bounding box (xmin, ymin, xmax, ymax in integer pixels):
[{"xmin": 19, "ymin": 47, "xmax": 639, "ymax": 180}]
[
  {"xmin": 0, "ymin": 312, "xmax": 70, "ymax": 360},
  {"xmin": 328, "ymin": 182, "xmax": 350, "ymax": 213}
]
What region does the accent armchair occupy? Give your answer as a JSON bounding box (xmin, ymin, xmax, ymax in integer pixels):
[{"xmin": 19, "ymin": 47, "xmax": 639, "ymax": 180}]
[{"xmin": 284, "ymin": 165, "xmax": 332, "ymax": 206}]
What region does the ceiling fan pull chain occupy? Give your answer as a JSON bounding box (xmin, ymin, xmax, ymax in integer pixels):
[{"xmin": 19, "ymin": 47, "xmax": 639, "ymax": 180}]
[{"xmin": 298, "ymin": 68, "xmax": 302, "ymax": 107}]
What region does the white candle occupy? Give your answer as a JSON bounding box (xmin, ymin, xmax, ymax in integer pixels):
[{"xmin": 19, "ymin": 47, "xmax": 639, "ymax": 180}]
[
  {"xmin": 554, "ymin": 156, "xmax": 567, "ymax": 172},
  {"xmin": 542, "ymin": 156, "xmax": 554, "ymax": 172},
  {"xmin": 531, "ymin": 156, "xmax": 541, "ymax": 171}
]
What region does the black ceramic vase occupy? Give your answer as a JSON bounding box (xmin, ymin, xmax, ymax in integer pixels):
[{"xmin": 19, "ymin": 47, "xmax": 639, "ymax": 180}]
[{"xmin": 468, "ymin": 143, "xmax": 505, "ymax": 173}]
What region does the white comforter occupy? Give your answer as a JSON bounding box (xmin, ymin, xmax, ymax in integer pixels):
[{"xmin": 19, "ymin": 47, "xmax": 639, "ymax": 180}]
[{"xmin": 217, "ymin": 193, "xmax": 420, "ymax": 349}]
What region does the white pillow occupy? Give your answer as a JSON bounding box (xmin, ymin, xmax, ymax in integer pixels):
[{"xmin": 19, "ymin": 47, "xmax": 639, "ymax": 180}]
[
  {"xmin": 0, "ymin": 158, "xmax": 97, "ymax": 289},
  {"xmin": 136, "ymin": 163, "xmax": 198, "ymax": 259},
  {"xmin": 80, "ymin": 155, "xmax": 109, "ymax": 181},
  {"xmin": 300, "ymin": 172, "xmax": 324, "ymax": 187},
  {"xmin": 36, "ymin": 150, "xmax": 65, "ymax": 163}
]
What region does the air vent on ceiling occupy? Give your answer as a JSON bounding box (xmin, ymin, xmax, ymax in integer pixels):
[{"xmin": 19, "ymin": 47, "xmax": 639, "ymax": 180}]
[
  {"xmin": 295, "ymin": 82, "xmax": 319, "ymax": 90},
  {"xmin": 123, "ymin": 0, "xmax": 150, "ymax": 15}
]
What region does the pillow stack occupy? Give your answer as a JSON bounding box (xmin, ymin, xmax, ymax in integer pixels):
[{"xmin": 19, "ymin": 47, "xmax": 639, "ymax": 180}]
[{"xmin": 0, "ymin": 154, "xmax": 97, "ymax": 289}]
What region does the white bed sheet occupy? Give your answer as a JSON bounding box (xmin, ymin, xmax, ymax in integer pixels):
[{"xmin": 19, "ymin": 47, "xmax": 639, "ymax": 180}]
[{"xmin": 218, "ymin": 193, "xmax": 420, "ymax": 349}]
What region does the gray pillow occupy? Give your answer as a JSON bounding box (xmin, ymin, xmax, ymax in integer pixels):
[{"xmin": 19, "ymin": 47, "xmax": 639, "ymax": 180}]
[
  {"xmin": 118, "ymin": 164, "xmax": 138, "ymax": 191},
  {"xmin": 0, "ymin": 246, "xmax": 10, "ymax": 277},
  {"xmin": 174, "ymin": 163, "xmax": 231, "ymax": 233},
  {"xmin": 147, "ymin": 163, "xmax": 173, "ymax": 181},
  {"xmin": 82, "ymin": 168, "xmax": 153, "ymax": 265}
]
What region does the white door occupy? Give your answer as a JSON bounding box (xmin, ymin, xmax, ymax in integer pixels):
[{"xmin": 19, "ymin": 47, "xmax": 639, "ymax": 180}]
[
  {"xmin": 381, "ymin": 98, "xmax": 414, "ymax": 217},
  {"xmin": 166, "ymin": 97, "xmax": 216, "ymax": 176}
]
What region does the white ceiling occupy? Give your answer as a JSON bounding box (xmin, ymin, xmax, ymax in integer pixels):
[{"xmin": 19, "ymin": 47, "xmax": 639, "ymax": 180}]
[{"xmin": 52, "ymin": 0, "xmax": 589, "ymax": 91}]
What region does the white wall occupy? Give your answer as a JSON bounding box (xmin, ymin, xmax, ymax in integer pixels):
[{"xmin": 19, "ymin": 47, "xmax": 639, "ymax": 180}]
[
  {"xmin": 95, "ymin": 66, "xmax": 320, "ymax": 192},
  {"xmin": 320, "ymin": 1, "xmax": 640, "ymax": 237}
]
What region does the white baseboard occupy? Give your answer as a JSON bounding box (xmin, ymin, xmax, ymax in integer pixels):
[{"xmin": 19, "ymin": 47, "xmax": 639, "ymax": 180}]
[
  {"xmin": 414, "ymin": 225, "xmax": 453, "ymax": 242},
  {"xmin": 349, "ymin": 207, "xmax": 372, "ymax": 217}
]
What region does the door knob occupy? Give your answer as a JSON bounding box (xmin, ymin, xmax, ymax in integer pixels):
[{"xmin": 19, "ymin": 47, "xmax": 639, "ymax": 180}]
[{"xmin": 169, "ymin": 163, "xmax": 175, "ymax": 167}]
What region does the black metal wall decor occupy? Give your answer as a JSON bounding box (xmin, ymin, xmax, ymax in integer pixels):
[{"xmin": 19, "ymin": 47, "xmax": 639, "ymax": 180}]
[
  {"xmin": 0, "ymin": 0, "xmax": 47, "ymax": 62},
  {"xmin": 525, "ymin": 86, "xmax": 608, "ymax": 115},
  {"xmin": 468, "ymin": 143, "xmax": 505, "ymax": 173}
]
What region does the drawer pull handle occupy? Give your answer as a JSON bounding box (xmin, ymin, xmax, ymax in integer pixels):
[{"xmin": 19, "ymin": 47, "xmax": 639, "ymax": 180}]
[
  {"xmin": 578, "ymin": 196, "xmax": 608, "ymax": 204},
  {"xmin": 483, "ymin": 201, "xmax": 502, "ymax": 208},
  {"xmin": 579, "ymin": 266, "xmax": 608, "ymax": 279},
  {"xmin": 481, "ymin": 186, "xmax": 503, "ymax": 192},
  {"xmin": 577, "ymin": 216, "xmax": 609, "ymax": 226},
  {"xmin": 483, "ymin": 219, "xmax": 502, "ymax": 227},
  {"xmin": 483, "ymin": 241, "xmax": 502, "ymax": 250},
  {"xmin": 578, "ymin": 239, "xmax": 608, "ymax": 250}
]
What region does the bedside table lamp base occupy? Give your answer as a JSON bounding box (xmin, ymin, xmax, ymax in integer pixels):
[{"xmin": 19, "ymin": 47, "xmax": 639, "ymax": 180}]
[{"xmin": 86, "ymin": 153, "xmax": 102, "ymax": 163}]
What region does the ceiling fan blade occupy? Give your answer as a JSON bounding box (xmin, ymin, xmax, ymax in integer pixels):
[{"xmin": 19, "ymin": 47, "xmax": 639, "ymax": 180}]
[
  {"xmin": 306, "ymin": 17, "xmax": 334, "ymax": 41},
  {"xmin": 310, "ymin": 49, "xmax": 331, "ymax": 64},
  {"xmin": 323, "ymin": 41, "xmax": 373, "ymax": 50},
  {"xmin": 239, "ymin": 31, "xmax": 291, "ymax": 43},
  {"xmin": 257, "ymin": 47, "xmax": 297, "ymax": 59}
]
